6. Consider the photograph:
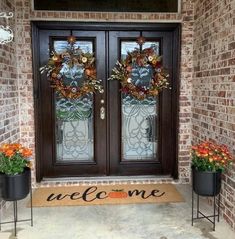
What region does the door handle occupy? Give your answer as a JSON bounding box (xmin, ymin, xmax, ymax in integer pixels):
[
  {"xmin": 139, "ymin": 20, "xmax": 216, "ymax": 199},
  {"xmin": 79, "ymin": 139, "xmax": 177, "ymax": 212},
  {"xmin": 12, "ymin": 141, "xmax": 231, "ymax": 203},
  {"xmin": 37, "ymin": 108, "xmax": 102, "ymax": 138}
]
[{"xmin": 100, "ymin": 106, "xmax": 105, "ymax": 120}]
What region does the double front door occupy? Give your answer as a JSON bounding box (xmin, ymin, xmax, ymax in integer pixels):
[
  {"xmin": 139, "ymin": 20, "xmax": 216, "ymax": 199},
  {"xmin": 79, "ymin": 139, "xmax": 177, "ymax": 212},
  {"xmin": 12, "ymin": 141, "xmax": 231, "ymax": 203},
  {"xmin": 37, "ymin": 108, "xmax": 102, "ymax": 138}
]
[{"xmin": 33, "ymin": 23, "xmax": 179, "ymax": 181}]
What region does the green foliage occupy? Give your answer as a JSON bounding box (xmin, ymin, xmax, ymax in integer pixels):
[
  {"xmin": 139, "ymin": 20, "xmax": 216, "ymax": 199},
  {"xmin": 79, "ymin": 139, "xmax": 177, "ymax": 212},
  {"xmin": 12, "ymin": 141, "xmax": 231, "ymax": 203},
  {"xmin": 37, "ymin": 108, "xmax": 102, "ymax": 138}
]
[
  {"xmin": 0, "ymin": 144, "xmax": 32, "ymax": 175},
  {"xmin": 192, "ymin": 154, "xmax": 222, "ymax": 172},
  {"xmin": 0, "ymin": 152, "xmax": 28, "ymax": 175}
]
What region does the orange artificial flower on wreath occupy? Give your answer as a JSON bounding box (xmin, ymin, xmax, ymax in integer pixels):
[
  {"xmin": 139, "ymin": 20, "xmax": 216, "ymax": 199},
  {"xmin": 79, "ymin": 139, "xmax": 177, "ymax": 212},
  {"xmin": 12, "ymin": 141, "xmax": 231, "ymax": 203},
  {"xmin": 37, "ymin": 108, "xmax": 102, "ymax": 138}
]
[
  {"xmin": 0, "ymin": 143, "xmax": 32, "ymax": 175},
  {"xmin": 191, "ymin": 141, "xmax": 233, "ymax": 172}
]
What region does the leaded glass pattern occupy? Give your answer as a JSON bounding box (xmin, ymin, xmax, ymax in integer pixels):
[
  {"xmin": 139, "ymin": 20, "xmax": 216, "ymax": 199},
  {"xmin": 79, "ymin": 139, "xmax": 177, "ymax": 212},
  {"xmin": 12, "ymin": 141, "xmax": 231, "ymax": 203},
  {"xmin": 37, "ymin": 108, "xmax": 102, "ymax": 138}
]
[
  {"xmin": 54, "ymin": 40, "xmax": 94, "ymax": 162},
  {"xmin": 122, "ymin": 97, "xmax": 157, "ymax": 160},
  {"xmin": 121, "ymin": 40, "xmax": 159, "ymax": 160}
]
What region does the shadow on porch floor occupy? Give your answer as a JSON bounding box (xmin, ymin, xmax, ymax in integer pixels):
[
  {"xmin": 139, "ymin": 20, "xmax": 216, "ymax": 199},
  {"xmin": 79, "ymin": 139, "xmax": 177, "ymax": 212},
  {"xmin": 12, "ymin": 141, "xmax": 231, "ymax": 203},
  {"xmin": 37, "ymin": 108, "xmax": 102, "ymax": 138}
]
[{"xmin": 0, "ymin": 184, "xmax": 234, "ymax": 239}]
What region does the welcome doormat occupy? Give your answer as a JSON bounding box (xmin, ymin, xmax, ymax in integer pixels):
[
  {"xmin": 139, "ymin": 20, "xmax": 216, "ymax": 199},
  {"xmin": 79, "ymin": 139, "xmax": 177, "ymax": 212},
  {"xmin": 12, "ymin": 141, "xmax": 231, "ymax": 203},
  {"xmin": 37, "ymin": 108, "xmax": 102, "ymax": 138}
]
[{"xmin": 31, "ymin": 184, "xmax": 184, "ymax": 207}]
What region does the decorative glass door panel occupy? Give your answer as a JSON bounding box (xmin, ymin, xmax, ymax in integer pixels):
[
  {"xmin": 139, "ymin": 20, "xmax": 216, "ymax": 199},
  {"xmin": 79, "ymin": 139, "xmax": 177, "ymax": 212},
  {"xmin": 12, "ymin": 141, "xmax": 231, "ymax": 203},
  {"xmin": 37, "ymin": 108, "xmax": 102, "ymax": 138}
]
[
  {"xmin": 55, "ymin": 96, "xmax": 94, "ymax": 162},
  {"xmin": 53, "ymin": 40, "xmax": 94, "ymax": 162},
  {"xmin": 122, "ymin": 98, "xmax": 157, "ymax": 160},
  {"xmin": 121, "ymin": 40, "xmax": 160, "ymax": 161}
]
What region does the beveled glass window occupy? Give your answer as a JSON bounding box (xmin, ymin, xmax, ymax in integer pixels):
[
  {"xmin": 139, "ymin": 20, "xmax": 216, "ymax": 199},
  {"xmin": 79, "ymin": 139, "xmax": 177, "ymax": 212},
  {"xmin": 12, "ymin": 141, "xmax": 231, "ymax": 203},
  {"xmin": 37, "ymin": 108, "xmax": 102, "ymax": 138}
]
[
  {"xmin": 53, "ymin": 40, "xmax": 94, "ymax": 162},
  {"xmin": 121, "ymin": 40, "xmax": 160, "ymax": 160}
]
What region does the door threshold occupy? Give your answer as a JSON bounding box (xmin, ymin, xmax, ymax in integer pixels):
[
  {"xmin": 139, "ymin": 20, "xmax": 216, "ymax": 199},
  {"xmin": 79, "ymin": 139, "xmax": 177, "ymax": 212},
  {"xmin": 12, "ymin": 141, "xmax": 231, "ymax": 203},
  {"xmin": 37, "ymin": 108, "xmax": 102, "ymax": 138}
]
[{"xmin": 42, "ymin": 175, "xmax": 174, "ymax": 183}]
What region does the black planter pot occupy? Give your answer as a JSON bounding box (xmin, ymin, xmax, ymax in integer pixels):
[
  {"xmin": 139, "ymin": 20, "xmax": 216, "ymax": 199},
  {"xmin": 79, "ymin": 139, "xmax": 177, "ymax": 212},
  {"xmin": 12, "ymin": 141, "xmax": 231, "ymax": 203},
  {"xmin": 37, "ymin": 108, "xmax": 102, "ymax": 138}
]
[
  {"xmin": 192, "ymin": 167, "xmax": 221, "ymax": 196},
  {"xmin": 0, "ymin": 167, "xmax": 31, "ymax": 201}
]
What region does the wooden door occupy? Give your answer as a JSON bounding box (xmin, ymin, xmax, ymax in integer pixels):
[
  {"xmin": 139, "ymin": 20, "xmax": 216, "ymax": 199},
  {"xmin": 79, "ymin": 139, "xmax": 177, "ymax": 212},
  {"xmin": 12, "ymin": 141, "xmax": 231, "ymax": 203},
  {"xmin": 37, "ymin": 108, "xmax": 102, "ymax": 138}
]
[
  {"xmin": 108, "ymin": 30, "xmax": 177, "ymax": 176},
  {"xmin": 32, "ymin": 22, "xmax": 180, "ymax": 181},
  {"xmin": 36, "ymin": 29, "xmax": 107, "ymax": 178}
]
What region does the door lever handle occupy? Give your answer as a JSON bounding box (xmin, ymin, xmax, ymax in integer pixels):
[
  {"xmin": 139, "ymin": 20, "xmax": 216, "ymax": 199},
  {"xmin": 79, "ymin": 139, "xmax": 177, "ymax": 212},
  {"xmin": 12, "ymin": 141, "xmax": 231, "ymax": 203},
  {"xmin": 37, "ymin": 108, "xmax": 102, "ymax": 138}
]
[{"xmin": 100, "ymin": 106, "xmax": 105, "ymax": 120}]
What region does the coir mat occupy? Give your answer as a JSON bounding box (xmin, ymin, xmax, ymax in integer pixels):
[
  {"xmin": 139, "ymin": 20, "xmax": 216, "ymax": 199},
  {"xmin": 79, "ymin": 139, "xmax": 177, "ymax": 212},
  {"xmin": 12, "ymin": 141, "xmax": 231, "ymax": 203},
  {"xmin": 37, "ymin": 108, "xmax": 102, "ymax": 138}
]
[{"xmin": 31, "ymin": 184, "xmax": 184, "ymax": 207}]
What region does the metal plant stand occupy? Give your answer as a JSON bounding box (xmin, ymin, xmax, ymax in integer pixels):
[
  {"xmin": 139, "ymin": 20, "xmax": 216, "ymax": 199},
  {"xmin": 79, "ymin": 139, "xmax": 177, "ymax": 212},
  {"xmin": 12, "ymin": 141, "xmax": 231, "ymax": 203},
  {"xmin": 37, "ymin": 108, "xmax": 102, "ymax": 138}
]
[
  {"xmin": 0, "ymin": 177, "xmax": 33, "ymax": 237},
  {"xmin": 191, "ymin": 187, "xmax": 220, "ymax": 231}
]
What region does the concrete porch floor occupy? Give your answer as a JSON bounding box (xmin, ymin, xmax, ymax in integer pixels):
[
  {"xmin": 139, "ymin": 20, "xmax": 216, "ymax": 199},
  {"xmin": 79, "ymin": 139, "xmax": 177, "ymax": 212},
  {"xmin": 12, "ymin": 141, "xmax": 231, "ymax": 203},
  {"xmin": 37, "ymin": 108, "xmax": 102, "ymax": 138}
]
[{"xmin": 0, "ymin": 184, "xmax": 234, "ymax": 239}]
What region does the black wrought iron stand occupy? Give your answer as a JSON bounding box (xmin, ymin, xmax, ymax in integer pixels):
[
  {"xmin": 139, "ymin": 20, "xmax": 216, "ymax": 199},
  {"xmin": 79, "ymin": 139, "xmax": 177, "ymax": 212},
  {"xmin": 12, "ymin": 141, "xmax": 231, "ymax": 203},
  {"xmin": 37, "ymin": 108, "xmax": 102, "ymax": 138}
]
[
  {"xmin": 191, "ymin": 187, "xmax": 220, "ymax": 231},
  {"xmin": 0, "ymin": 177, "xmax": 33, "ymax": 237}
]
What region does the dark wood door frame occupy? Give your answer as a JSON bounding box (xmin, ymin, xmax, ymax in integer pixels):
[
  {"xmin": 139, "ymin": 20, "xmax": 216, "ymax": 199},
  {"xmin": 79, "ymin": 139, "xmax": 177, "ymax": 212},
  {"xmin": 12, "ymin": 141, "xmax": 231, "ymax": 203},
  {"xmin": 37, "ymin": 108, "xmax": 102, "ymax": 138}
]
[{"xmin": 32, "ymin": 21, "xmax": 181, "ymax": 182}]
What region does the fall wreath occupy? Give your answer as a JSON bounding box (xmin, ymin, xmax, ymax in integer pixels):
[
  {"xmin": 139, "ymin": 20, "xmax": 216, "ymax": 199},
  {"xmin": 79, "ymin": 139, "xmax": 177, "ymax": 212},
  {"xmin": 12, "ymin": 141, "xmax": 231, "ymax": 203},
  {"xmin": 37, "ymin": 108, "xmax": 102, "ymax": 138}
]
[
  {"xmin": 40, "ymin": 36, "xmax": 103, "ymax": 99},
  {"xmin": 109, "ymin": 38, "xmax": 170, "ymax": 100}
]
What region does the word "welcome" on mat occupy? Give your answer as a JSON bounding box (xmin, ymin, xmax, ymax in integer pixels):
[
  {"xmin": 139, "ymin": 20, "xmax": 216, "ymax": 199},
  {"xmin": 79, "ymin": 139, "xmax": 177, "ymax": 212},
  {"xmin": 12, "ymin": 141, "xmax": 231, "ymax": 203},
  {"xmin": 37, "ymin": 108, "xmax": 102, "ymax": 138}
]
[{"xmin": 31, "ymin": 184, "xmax": 184, "ymax": 207}]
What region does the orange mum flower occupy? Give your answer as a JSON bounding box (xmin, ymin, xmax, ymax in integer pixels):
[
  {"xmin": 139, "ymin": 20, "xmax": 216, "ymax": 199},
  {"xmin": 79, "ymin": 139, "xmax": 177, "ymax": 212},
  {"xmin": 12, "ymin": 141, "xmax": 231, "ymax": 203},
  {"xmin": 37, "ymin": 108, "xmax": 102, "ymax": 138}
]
[
  {"xmin": 5, "ymin": 149, "xmax": 15, "ymax": 157},
  {"xmin": 19, "ymin": 148, "xmax": 32, "ymax": 157},
  {"xmin": 192, "ymin": 141, "xmax": 233, "ymax": 172},
  {"xmin": 0, "ymin": 143, "xmax": 32, "ymax": 175}
]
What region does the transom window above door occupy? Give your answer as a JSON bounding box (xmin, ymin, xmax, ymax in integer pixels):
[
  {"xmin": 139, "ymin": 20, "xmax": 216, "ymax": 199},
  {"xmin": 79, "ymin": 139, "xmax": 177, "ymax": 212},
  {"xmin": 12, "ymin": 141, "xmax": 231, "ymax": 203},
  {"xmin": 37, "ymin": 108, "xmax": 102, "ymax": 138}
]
[{"xmin": 33, "ymin": 0, "xmax": 179, "ymax": 12}]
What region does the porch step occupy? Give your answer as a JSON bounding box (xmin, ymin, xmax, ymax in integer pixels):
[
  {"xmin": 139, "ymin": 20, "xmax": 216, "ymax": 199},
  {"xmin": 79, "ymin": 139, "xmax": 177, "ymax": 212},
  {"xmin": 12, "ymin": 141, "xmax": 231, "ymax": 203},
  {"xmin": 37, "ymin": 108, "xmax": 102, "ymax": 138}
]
[{"xmin": 38, "ymin": 175, "xmax": 177, "ymax": 187}]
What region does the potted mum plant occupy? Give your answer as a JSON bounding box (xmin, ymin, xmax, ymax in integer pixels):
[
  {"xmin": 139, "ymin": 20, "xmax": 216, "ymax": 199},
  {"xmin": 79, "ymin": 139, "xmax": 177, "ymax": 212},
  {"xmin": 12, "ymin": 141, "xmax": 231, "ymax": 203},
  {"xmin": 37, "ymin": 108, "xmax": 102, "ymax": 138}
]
[
  {"xmin": 0, "ymin": 143, "xmax": 32, "ymax": 201},
  {"xmin": 191, "ymin": 141, "xmax": 233, "ymax": 196}
]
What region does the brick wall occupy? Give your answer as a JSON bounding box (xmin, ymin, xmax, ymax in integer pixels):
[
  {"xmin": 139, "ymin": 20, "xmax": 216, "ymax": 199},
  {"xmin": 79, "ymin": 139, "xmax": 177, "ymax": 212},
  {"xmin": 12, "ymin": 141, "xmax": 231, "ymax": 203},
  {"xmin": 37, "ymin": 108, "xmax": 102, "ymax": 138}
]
[
  {"xmin": 0, "ymin": 1, "xmax": 19, "ymax": 145},
  {"xmin": 0, "ymin": 0, "xmax": 20, "ymax": 208},
  {"xmin": 193, "ymin": 0, "xmax": 235, "ymax": 230}
]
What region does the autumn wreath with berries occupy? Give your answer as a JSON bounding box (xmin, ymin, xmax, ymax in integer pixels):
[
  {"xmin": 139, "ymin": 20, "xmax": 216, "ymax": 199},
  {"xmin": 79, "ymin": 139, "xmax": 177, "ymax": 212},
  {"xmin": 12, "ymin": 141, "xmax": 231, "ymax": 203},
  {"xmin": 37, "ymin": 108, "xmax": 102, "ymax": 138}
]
[
  {"xmin": 109, "ymin": 38, "xmax": 170, "ymax": 100},
  {"xmin": 40, "ymin": 36, "xmax": 103, "ymax": 99}
]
